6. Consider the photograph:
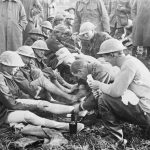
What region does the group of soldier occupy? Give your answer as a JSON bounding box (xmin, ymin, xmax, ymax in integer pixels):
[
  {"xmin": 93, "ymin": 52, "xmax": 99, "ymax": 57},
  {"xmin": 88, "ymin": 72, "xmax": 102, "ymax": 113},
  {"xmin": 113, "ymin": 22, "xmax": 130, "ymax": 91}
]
[{"xmin": 0, "ymin": 0, "xmax": 150, "ymax": 147}]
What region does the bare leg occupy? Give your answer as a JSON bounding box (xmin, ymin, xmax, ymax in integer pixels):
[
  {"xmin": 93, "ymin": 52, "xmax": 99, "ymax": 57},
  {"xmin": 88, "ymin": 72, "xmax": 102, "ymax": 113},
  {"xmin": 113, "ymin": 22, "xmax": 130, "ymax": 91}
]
[
  {"xmin": 31, "ymin": 77, "xmax": 78, "ymax": 104},
  {"xmin": 5, "ymin": 111, "xmax": 84, "ymax": 131},
  {"xmin": 16, "ymin": 99, "xmax": 74, "ymax": 114}
]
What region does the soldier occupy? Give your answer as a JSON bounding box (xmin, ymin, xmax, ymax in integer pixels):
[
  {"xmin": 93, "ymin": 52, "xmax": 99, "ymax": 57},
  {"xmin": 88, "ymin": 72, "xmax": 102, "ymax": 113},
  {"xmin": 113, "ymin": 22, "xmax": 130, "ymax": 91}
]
[
  {"xmin": 31, "ymin": 40, "xmax": 79, "ymax": 102},
  {"xmin": 53, "ymin": 14, "xmax": 64, "ymax": 28},
  {"xmin": 86, "ymin": 39, "xmax": 150, "ymax": 144},
  {"xmin": 107, "ymin": 0, "xmax": 131, "ymax": 39},
  {"xmin": 15, "ymin": 45, "xmax": 78, "ymax": 104},
  {"xmin": 21, "ymin": 0, "xmax": 43, "ymax": 42},
  {"xmin": 73, "ymin": 0, "xmax": 110, "ymax": 34},
  {"xmin": 41, "ymin": 21, "xmax": 53, "ymax": 39},
  {"xmin": 71, "ymin": 59, "xmax": 119, "ymax": 112},
  {"xmin": 45, "ymin": 24, "xmax": 80, "ymax": 69},
  {"xmin": 64, "ymin": 13, "xmax": 74, "ymax": 32},
  {"xmin": 0, "ymin": 51, "xmax": 84, "ymax": 131},
  {"xmin": 24, "ymin": 28, "xmax": 46, "ymax": 46},
  {"xmin": 79, "ymin": 22, "xmax": 112, "ymax": 58},
  {"xmin": 0, "ymin": 0, "xmax": 27, "ymax": 53}
]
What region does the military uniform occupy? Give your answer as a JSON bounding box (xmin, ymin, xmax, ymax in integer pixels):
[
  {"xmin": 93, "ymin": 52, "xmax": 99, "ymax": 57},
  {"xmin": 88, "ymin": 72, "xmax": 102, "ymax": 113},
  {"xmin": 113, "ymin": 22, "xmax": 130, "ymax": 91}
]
[
  {"xmin": 0, "ymin": 72, "xmax": 37, "ymax": 126},
  {"xmin": 73, "ymin": 0, "xmax": 110, "ymax": 33},
  {"xmin": 81, "ymin": 32, "xmax": 112, "ymax": 58}
]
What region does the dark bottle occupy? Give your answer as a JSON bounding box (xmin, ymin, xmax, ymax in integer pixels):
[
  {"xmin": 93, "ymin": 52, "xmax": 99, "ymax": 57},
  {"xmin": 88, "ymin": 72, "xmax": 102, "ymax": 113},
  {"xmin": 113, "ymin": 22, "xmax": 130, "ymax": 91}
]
[{"xmin": 69, "ymin": 110, "xmax": 77, "ymax": 135}]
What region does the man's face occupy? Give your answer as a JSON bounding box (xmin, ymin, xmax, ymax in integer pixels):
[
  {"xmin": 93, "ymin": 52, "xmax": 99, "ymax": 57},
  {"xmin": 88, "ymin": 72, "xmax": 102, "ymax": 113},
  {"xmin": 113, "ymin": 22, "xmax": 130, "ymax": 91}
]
[
  {"xmin": 31, "ymin": 34, "xmax": 44, "ymax": 40},
  {"xmin": 55, "ymin": 31, "xmax": 66, "ymax": 40},
  {"xmin": 80, "ymin": 30, "xmax": 94, "ymax": 41},
  {"xmin": 55, "ymin": 20, "xmax": 64, "ymax": 26},
  {"xmin": 21, "ymin": 55, "xmax": 32, "ymax": 65},
  {"xmin": 2, "ymin": 65, "xmax": 19, "ymax": 75},
  {"xmin": 66, "ymin": 18, "xmax": 74, "ymax": 26},
  {"xmin": 42, "ymin": 27, "xmax": 50, "ymax": 35},
  {"xmin": 34, "ymin": 49, "xmax": 45, "ymax": 59},
  {"xmin": 72, "ymin": 67, "xmax": 88, "ymax": 80},
  {"xmin": 101, "ymin": 53, "xmax": 117, "ymax": 66}
]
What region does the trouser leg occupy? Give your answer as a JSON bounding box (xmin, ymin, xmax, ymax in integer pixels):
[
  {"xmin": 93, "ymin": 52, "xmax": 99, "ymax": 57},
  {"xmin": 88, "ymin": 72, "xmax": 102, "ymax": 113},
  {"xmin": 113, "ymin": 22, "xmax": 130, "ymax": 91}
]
[
  {"xmin": 5, "ymin": 110, "xmax": 70, "ymax": 130},
  {"xmin": 98, "ymin": 94, "xmax": 150, "ymax": 141}
]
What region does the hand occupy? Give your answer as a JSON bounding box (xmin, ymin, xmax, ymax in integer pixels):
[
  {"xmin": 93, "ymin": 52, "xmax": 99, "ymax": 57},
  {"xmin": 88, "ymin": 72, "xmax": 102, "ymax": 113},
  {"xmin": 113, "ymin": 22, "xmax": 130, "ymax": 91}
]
[
  {"xmin": 88, "ymin": 80, "xmax": 101, "ymax": 90},
  {"xmin": 92, "ymin": 90, "xmax": 99, "ymax": 98},
  {"xmin": 31, "ymin": 68, "xmax": 44, "ymax": 80},
  {"xmin": 70, "ymin": 84, "xmax": 79, "ymax": 93}
]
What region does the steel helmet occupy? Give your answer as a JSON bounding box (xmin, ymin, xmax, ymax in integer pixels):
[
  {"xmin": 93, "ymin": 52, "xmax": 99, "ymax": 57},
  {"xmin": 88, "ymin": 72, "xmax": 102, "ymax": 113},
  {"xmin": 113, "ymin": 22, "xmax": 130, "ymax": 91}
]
[
  {"xmin": 17, "ymin": 46, "xmax": 36, "ymax": 58},
  {"xmin": 29, "ymin": 28, "xmax": 44, "ymax": 36},
  {"xmin": 32, "ymin": 40, "xmax": 49, "ymax": 51},
  {"xmin": 54, "ymin": 24, "xmax": 68, "ymax": 33},
  {"xmin": 54, "ymin": 14, "xmax": 64, "ymax": 22},
  {"xmin": 79, "ymin": 22, "xmax": 96, "ymax": 35},
  {"xmin": 48, "ymin": 14, "xmax": 55, "ymax": 19},
  {"xmin": 0, "ymin": 51, "xmax": 24, "ymax": 67},
  {"xmin": 97, "ymin": 39, "xmax": 126, "ymax": 55},
  {"xmin": 41, "ymin": 21, "xmax": 53, "ymax": 30}
]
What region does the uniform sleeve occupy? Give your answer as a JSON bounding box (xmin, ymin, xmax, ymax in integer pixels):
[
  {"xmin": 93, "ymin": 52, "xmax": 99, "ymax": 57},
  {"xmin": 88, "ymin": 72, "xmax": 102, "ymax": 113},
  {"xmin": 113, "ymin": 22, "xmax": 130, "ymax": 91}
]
[
  {"xmin": 0, "ymin": 74, "xmax": 37, "ymax": 111},
  {"xmin": 99, "ymin": 62, "xmax": 136, "ymax": 97},
  {"xmin": 42, "ymin": 67, "xmax": 57, "ymax": 81},
  {"xmin": 14, "ymin": 70, "xmax": 37, "ymax": 98},
  {"xmin": 72, "ymin": 2, "xmax": 81, "ymax": 33},
  {"xmin": 19, "ymin": 1, "xmax": 28, "ymax": 30},
  {"xmin": 97, "ymin": 0, "xmax": 110, "ymax": 33}
]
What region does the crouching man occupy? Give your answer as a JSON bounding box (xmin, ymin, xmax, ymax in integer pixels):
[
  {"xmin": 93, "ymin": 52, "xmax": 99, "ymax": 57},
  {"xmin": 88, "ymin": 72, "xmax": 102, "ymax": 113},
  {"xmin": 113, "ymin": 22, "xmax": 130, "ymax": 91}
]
[
  {"xmin": 87, "ymin": 39, "xmax": 150, "ymax": 144},
  {"xmin": 0, "ymin": 51, "xmax": 84, "ymax": 132}
]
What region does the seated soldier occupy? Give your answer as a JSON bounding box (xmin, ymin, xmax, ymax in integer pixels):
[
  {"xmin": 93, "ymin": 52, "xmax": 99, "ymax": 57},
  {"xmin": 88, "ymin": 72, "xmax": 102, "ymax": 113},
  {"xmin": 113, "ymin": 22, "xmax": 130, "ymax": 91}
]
[
  {"xmin": 14, "ymin": 45, "xmax": 78, "ymax": 104},
  {"xmin": 31, "ymin": 40, "xmax": 77, "ymax": 93},
  {"xmin": 0, "ymin": 51, "xmax": 84, "ymax": 131},
  {"xmin": 24, "ymin": 28, "xmax": 46, "ymax": 46}
]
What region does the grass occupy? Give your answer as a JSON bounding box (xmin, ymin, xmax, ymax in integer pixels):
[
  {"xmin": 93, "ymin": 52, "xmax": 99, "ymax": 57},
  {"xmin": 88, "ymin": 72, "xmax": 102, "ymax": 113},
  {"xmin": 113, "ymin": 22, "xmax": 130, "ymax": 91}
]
[{"xmin": 1, "ymin": 117, "xmax": 150, "ymax": 150}]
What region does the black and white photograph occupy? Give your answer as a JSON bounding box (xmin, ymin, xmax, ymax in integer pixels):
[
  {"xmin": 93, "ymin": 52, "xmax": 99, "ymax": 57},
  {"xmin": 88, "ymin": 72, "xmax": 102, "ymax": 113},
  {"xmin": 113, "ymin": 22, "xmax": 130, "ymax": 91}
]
[{"xmin": 0, "ymin": 0, "xmax": 150, "ymax": 149}]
